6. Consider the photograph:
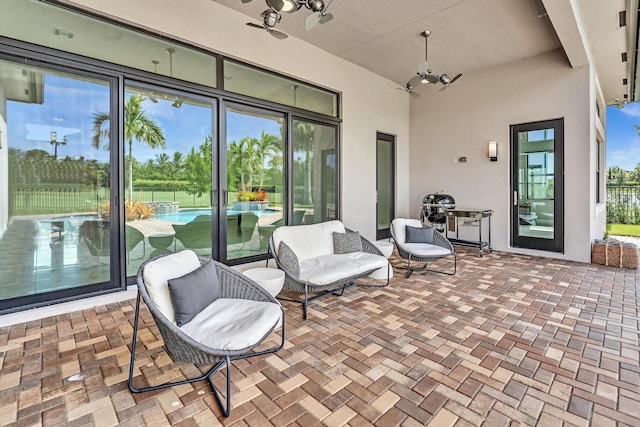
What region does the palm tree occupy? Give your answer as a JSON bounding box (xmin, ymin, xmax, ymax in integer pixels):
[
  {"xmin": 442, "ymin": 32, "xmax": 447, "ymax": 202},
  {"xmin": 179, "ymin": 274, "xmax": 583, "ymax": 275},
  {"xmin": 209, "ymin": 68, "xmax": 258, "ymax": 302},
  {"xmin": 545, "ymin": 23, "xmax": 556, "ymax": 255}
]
[
  {"xmin": 607, "ymin": 165, "xmax": 624, "ymax": 185},
  {"xmin": 254, "ymin": 131, "xmax": 282, "ymax": 189},
  {"xmin": 92, "ymin": 94, "xmax": 166, "ymax": 201},
  {"xmin": 293, "ymin": 122, "xmax": 315, "ymax": 206}
]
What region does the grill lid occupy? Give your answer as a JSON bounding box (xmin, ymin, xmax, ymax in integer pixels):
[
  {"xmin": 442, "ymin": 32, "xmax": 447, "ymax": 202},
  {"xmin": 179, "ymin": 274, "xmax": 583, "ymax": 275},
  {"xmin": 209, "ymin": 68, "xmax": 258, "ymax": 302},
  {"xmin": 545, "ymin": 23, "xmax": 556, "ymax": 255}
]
[{"xmin": 423, "ymin": 192, "xmax": 455, "ymax": 206}]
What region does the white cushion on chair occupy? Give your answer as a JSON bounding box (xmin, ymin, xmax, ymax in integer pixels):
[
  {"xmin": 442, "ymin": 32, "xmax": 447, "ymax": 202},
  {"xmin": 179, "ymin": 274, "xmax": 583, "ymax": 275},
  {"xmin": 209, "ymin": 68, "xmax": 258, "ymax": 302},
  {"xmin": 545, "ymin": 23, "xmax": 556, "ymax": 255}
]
[
  {"xmin": 402, "ymin": 243, "xmax": 452, "ymax": 257},
  {"xmin": 142, "ymin": 250, "xmax": 201, "ymax": 323},
  {"xmin": 181, "ymin": 298, "xmax": 282, "ymax": 351},
  {"xmin": 391, "ymin": 218, "xmax": 423, "ymax": 244}
]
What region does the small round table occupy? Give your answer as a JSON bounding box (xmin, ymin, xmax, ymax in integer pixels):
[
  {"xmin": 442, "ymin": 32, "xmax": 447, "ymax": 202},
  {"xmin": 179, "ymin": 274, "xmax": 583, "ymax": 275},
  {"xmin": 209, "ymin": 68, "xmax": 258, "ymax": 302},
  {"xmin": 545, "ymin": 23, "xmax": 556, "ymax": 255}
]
[
  {"xmin": 375, "ymin": 241, "xmax": 394, "ymax": 258},
  {"xmin": 243, "ymin": 268, "xmax": 285, "ymax": 297}
]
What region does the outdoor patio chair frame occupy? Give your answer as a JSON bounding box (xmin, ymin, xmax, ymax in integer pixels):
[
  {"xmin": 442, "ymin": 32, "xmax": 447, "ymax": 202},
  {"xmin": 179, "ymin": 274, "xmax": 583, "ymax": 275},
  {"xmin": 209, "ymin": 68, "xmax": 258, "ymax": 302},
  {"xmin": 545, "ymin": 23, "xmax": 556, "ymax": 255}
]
[
  {"xmin": 129, "ymin": 254, "xmax": 285, "ymax": 417},
  {"xmin": 391, "ymin": 219, "xmax": 457, "ymax": 278}
]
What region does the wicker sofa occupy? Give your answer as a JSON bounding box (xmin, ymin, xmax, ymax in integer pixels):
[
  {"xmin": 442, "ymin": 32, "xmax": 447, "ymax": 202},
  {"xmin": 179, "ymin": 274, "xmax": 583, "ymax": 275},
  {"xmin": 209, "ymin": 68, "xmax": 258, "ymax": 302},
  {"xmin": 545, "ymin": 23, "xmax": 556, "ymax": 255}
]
[{"xmin": 269, "ymin": 220, "xmax": 390, "ymax": 319}]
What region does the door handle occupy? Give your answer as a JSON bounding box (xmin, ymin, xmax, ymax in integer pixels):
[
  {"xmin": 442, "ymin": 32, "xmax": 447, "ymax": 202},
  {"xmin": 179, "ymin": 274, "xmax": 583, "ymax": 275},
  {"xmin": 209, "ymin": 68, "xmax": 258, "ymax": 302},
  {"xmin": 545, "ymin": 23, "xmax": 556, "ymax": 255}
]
[
  {"xmin": 211, "ymin": 189, "xmax": 217, "ymax": 207},
  {"xmin": 513, "ymin": 191, "xmax": 518, "ymax": 206},
  {"xmin": 222, "ymin": 189, "xmax": 227, "ymax": 207}
]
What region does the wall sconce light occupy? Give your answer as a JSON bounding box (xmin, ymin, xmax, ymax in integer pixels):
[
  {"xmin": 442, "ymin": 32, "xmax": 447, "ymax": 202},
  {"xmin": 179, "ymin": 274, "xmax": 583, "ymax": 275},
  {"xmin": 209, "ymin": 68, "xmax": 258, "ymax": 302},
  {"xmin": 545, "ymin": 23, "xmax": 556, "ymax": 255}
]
[{"xmin": 488, "ymin": 141, "xmax": 498, "ymax": 162}]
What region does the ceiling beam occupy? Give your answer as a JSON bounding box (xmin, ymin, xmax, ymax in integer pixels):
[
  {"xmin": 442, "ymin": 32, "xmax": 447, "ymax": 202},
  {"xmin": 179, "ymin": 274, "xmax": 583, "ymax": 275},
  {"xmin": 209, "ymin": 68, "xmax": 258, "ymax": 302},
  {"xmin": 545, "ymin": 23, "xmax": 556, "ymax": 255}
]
[{"xmin": 541, "ymin": 0, "xmax": 590, "ymax": 68}]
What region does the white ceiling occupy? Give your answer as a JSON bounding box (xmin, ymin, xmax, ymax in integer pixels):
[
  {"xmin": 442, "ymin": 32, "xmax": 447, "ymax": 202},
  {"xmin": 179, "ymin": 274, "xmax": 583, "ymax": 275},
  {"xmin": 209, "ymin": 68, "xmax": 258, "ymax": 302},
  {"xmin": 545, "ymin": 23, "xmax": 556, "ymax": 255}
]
[{"xmin": 215, "ymin": 0, "xmax": 631, "ymax": 105}]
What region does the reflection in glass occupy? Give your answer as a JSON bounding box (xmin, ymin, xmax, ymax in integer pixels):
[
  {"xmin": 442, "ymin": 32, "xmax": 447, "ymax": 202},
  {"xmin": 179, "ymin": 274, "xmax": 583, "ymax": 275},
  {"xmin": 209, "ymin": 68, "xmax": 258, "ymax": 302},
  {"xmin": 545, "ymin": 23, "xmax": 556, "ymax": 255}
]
[
  {"xmin": 116, "ymin": 87, "xmax": 215, "ymax": 272},
  {"xmin": 293, "ymin": 120, "xmax": 337, "ymax": 226},
  {"xmin": 0, "ymin": 59, "xmax": 111, "ymax": 300},
  {"xmin": 224, "ymin": 61, "xmax": 337, "ymax": 117},
  {"xmin": 226, "ymin": 107, "xmax": 285, "ymax": 259},
  {"xmin": 517, "ymin": 129, "xmax": 554, "ymax": 240}
]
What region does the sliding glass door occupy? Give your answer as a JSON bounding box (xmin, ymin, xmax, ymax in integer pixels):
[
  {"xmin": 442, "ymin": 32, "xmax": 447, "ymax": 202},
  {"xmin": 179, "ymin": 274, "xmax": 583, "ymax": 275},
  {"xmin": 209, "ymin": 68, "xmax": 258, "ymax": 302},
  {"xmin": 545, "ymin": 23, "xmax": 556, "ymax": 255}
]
[
  {"xmin": 120, "ymin": 85, "xmax": 216, "ymax": 273},
  {"xmin": 0, "ymin": 59, "xmax": 115, "ymax": 307},
  {"xmin": 292, "ymin": 119, "xmax": 338, "ymax": 226},
  {"xmin": 225, "ymin": 105, "xmax": 285, "ymax": 261}
]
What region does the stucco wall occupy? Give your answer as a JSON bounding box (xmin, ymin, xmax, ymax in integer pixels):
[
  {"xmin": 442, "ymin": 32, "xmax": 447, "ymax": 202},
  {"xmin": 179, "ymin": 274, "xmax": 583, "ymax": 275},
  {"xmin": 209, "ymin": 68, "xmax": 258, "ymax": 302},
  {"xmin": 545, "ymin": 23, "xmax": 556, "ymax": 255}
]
[
  {"xmin": 64, "ymin": 0, "xmax": 411, "ymax": 240},
  {"xmin": 409, "ymin": 49, "xmax": 595, "ymax": 262}
]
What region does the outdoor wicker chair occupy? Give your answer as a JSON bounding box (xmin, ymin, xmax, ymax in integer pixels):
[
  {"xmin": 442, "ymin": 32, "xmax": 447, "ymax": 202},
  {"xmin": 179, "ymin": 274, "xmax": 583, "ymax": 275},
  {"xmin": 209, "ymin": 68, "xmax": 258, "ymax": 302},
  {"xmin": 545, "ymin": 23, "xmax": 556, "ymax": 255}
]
[
  {"xmin": 129, "ymin": 250, "xmax": 285, "ymax": 417},
  {"xmin": 390, "ymin": 218, "xmax": 456, "ymax": 278}
]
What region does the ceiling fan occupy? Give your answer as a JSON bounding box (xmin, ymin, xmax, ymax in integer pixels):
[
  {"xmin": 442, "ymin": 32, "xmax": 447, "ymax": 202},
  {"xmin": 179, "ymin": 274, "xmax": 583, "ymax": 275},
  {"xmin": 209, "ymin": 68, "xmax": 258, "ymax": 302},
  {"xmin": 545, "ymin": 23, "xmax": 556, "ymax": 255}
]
[
  {"xmin": 244, "ymin": 0, "xmax": 334, "ymax": 38},
  {"xmin": 405, "ymin": 30, "xmax": 462, "ymax": 93}
]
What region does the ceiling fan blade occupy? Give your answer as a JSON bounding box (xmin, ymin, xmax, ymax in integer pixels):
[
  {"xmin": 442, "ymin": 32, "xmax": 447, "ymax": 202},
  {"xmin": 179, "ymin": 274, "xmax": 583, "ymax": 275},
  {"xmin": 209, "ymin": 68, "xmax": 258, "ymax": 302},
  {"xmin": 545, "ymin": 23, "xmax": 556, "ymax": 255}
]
[
  {"xmin": 241, "ymin": 0, "xmax": 253, "ymax": 3},
  {"xmin": 246, "ymin": 22, "xmax": 264, "ymax": 29},
  {"xmin": 266, "ymin": 0, "xmax": 285, "ymax": 11},
  {"xmin": 319, "ymin": 12, "xmax": 333, "ymax": 24},
  {"xmin": 438, "ymin": 85, "xmax": 448, "ymax": 92},
  {"xmin": 305, "ymin": 12, "xmax": 321, "ymax": 30},
  {"xmin": 410, "ymin": 91, "xmax": 420, "ymax": 99},
  {"xmin": 450, "ymin": 73, "xmax": 462, "ymax": 84},
  {"xmin": 270, "ymin": 29, "xmax": 289, "ymax": 39},
  {"xmin": 408, "ymin": 75, "xmax": 422, "ymax": 87}
]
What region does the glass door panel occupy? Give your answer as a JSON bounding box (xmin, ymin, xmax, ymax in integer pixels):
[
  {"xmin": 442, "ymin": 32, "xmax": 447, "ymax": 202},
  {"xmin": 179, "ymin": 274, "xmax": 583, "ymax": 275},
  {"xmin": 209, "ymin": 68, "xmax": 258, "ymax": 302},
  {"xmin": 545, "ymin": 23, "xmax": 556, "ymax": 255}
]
[
  {"xmin": 511, "ymin": 119, "xmax": 564, "ymax": 252},
  {"xmin": 292, "ymin": 119, "xmax": 338, "ymax": 226},
  {"xmin": 225, "ymin": 106, "xmax": 285, "ymax": 260},
  {"xmin": 376, "ymin": 133, "xmax": 395, "ymax": 240},
  {"xmin": 0, "ymin": 59, "xmax": 112, "ymax": 304},
  {"xmin": 122, "ymin": 85, "xmax": 215, "ymax": 273}
]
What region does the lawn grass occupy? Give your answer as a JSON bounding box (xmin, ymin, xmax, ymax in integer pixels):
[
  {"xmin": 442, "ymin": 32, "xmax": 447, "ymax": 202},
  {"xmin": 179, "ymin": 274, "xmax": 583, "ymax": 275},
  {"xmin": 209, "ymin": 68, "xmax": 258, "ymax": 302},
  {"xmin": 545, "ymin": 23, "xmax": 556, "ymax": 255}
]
[{"xmin": 606, "ymin": 223, "xmax": 640, "ymax": 237}]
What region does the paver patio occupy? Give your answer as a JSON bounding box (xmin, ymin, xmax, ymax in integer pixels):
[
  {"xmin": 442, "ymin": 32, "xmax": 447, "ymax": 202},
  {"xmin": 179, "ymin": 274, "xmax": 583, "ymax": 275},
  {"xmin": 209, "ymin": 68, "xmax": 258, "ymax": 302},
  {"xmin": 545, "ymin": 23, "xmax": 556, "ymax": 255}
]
[{"xmin": 0, "ymin": 247, "xmax": 638, "ymax": 426}]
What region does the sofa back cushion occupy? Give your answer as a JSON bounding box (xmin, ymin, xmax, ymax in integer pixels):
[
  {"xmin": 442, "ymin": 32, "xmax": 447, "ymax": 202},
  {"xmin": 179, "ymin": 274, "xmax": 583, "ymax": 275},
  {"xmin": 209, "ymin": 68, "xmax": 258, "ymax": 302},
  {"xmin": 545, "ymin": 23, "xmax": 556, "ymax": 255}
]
[{"xmin": 272, "ymin": 220, "xmax": 346, "ymax": 262}]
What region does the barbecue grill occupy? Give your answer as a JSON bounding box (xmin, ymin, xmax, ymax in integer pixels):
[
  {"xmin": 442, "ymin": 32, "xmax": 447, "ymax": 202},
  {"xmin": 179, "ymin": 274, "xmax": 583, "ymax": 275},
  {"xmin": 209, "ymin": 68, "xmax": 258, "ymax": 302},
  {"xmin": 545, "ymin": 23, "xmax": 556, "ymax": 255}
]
[{"xmin": 421, "ymin": 192, "xmax": 455, "ymax": 232}]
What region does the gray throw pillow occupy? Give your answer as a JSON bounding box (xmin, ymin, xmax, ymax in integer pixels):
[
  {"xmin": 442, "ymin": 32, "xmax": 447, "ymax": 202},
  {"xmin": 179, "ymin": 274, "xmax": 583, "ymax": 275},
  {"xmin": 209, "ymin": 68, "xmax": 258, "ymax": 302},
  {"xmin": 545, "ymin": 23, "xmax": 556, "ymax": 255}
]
[
  {"xmin": 278, "ymin": 241, "xmax": 300, "ymax": 277},
  {"xmin": 333, "ymin": 231, "xmax": 363, "ymax": 254},
  {"xmin": 168, "ymin": 260, "xmax": 220, "ymax": 327},
  {"xmin": 405, "ymin": 225, "xmax": 434, "ymax": 244}
]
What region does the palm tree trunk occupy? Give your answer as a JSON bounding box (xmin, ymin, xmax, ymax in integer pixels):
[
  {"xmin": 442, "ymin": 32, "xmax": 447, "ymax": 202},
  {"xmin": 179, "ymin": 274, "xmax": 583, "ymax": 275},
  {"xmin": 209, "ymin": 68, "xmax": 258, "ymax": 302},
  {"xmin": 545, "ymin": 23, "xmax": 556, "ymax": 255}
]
[{"xmin": 128, "ymin": 141, "xmax": 133, "ymax": 201}]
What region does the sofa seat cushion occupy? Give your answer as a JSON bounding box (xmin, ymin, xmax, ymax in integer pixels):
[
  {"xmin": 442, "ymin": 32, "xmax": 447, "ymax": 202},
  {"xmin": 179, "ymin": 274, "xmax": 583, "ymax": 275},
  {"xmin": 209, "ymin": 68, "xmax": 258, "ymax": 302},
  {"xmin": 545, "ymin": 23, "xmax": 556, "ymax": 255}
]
[
  {"xmin": 402, "ymin": 243, "xmax": 452, "ymax": 257},
  {"xmin": 299, "ymin": 252, "xmax": 389, "ymax": 286},
  {"xmin": 181, "ymin": 298, "xmax": 281, "ymax": 351}
]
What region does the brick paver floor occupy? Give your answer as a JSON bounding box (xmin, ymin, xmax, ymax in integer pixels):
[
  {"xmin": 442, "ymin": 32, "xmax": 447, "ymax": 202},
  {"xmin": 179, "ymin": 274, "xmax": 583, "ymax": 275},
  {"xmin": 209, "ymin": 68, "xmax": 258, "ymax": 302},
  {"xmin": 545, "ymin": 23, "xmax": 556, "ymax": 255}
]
[{"xmin": 0, "ymin": 247, "xmax": 638, "ymax": 426}]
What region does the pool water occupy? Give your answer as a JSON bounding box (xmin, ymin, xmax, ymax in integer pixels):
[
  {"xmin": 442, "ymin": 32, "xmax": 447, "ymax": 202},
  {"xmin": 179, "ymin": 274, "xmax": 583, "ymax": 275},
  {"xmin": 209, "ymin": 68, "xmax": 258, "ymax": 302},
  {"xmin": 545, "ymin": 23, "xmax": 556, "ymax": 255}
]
[{"xmin": 155, "ymin": 209, "xmax": 278, "ymax": 223}]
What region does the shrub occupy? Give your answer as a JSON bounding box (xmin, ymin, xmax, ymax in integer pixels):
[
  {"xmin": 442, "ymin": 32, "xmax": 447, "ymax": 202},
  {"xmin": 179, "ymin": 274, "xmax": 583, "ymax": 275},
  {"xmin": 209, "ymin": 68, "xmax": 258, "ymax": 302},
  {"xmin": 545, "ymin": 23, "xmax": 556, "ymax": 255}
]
[{"xmin": 99, "ymin": 200, "xmax": 156, "ymax": 220}]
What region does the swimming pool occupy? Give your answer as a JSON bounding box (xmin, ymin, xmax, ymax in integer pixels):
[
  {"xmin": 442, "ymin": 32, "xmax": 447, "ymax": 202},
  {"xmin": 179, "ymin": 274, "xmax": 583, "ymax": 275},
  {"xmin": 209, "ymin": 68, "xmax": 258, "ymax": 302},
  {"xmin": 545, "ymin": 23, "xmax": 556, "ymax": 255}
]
[{"xmin": 155, "ymin": 209, "xmax": 278, "ymax": 223}]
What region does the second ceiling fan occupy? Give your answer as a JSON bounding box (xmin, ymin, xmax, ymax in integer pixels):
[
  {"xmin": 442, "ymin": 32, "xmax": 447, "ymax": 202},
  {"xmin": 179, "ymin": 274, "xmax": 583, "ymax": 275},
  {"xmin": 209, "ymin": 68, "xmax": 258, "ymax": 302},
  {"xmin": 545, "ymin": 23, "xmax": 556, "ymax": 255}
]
[
  {"xmin": 244, "ymin": 0, "xmax": 334, "ymax": 39},
  {"xmin": 406, "ymin": 30, "xmax": 462, "ymax": 93}
]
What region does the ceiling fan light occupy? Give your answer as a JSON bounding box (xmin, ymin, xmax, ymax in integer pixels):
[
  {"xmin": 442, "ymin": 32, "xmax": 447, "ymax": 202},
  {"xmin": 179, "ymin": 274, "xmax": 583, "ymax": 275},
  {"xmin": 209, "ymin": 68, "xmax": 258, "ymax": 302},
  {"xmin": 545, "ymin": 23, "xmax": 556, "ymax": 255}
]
[
  {"xmin": 307, "ymin": 0, "xmax": 325, "ymax": 12},
  {"xmin": 268, "ymin": 0, "xmax": 299, "ymax": 12},
  {"xmin": 439, "ymin": 74, "xmax": 450, "ymax": 85},
  {"xmin": 421, "ymin": 76, "xmax": 429, "ymax": 84}
]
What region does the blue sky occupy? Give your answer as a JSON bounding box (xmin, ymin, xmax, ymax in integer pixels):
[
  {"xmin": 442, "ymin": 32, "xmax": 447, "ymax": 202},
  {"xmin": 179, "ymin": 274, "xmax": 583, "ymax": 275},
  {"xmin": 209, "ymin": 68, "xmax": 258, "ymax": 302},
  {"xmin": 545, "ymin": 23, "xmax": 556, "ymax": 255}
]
[
  {"xmin": 606, "ymin": 104, "xmax": 640, "ymax": 171},
  {"xmin": 8, "ymin": 74, "xmax": 282, "ymax": 164}
]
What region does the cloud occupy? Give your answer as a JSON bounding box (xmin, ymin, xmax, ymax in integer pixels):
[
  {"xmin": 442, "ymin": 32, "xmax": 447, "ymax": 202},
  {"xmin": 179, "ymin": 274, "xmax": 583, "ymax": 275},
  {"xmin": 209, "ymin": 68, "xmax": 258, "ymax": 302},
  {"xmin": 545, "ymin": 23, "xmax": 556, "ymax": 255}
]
[
  {"xmin": 619, "ymin": 103, "xmax": 640, "ymax": 119},
  {"xmin": 608, "ymin": 143, "xmax": 640, "ymax": 170}
]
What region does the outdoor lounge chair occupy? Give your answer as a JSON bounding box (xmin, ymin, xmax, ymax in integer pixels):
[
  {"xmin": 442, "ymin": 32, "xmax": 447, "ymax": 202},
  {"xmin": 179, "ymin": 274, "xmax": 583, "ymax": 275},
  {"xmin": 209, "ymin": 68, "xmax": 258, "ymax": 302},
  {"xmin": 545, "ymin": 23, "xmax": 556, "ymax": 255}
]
[
  {"xmin": 78, "ymin": 220, "xmax": 145, "ymax": 264},
  {"xmin": 390, "ymin": 218, "xmax": 456, "ymax": 278},
  {"xmin": 129, "ymin": 250, "xmax": 285, "ymax": 417}
]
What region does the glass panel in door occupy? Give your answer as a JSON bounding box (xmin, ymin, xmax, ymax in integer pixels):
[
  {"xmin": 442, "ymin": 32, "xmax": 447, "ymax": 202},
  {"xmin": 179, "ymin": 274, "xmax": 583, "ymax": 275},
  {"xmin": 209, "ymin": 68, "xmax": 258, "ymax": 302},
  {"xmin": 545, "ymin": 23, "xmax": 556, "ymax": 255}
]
[
  {"xmin": 225, "ymin": 106, "xmax": 285, "ymax": 260},
  {"xmin": 376, "ymin": 133, "xmax": 395, "ymax": 240},
  {"xmin": 511, "ymin": 119, "xmax": 564, "ymax": 252},
  {"xmin": 0, "ymin": 59, "xmax": 112, "ymax": 305},
  {"xmin": 121, "ymin": 86, "xmax": 215, "ymax": 273},
  {"xmin": 292, "ymin": 120, "xmax": 338, "ymax": 226}
]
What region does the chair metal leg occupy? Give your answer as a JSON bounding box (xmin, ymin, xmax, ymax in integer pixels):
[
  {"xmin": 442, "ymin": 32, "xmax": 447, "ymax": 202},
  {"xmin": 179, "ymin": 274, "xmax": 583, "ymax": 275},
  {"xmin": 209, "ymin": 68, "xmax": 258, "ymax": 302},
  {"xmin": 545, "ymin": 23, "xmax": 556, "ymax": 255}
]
[{"xmin": 128, "ymin": 293, "xmax": 285, "ymax": 418}]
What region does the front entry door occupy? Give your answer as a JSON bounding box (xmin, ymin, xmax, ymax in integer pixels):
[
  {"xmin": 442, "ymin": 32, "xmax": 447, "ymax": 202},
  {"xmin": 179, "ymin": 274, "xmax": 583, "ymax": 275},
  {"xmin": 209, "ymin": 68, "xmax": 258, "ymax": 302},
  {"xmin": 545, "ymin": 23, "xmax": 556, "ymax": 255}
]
[
  {"xmin": 510, "ymin": 118, "xmax": 564, "ymax": 252},
  {"xmin": 376, "ymin": 132, "xmax": 395, "ymax": 240}
]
